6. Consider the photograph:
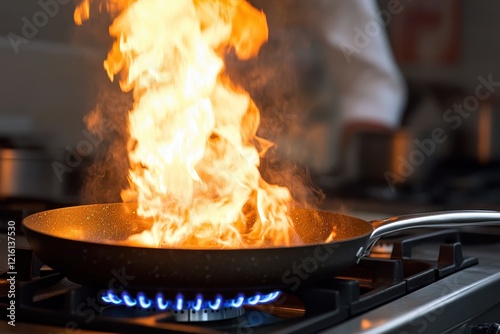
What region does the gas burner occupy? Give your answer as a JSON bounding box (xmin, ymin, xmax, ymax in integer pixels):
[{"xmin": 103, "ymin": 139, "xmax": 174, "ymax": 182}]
[{"xmin": 100, "ymin": 290, "xmax": 281, "ymax": 322}]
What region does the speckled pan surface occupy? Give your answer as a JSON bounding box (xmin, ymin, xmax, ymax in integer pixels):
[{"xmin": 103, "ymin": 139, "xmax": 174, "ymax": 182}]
[{"xmin": 22, "ymin": 203, "xmax": 373, "ymax": 290}]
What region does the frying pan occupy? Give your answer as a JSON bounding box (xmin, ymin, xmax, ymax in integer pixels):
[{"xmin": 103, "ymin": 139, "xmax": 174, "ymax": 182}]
[{"xmin": 22, "ymin": 203, "xmax": 500, "ymax": 291}]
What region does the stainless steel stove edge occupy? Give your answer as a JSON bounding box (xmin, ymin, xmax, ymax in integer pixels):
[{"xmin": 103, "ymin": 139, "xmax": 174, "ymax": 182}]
[{"xmin": 320, "ymin": 258, "xmax": 500, "ymax": 334}]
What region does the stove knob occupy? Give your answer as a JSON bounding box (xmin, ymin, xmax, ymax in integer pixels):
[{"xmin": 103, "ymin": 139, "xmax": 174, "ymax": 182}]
[{"xmin": 471, "ymin": 323, "xmax": 500, "ymax": 334}]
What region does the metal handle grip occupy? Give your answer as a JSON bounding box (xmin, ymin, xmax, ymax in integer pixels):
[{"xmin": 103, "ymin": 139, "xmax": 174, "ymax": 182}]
[{"xmin": 363, "ymin": 210, "xmax": 500, "ymax": 257}]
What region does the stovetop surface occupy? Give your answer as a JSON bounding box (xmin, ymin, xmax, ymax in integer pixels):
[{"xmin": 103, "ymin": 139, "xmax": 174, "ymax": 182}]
[
  {"xmin": 1, "ymin": 206, "xmax": 500, "ymax": 334},
  {"xmin": 321, "ymin": 242, "xmax": 500, "ymax": 334}
]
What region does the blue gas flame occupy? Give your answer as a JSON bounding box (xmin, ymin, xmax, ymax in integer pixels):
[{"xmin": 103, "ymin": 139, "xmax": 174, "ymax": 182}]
[{"xmin": 101, "ymin": 290, "xmax": 281, "ymax": 311}]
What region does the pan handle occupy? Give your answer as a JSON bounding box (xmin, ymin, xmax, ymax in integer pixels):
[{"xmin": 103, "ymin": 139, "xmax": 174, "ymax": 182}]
[{"xmin": 362, "ymin": 210, "xmax": 500, "ymax": 259}]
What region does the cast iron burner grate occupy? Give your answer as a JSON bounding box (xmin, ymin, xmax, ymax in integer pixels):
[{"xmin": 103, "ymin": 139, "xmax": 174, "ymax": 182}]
[{"xmin": 0, "ymin": 229, "xmax": 479, "ymax": 333}]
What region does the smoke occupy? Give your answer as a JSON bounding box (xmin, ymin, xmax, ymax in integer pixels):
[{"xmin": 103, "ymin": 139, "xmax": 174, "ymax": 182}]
[
  {"xmin": 224, "ymin": 19, "xmax": 328, "ymax": 207},
  {"xmin": 69, "ymin": 0, "xmax": 127, "ymax": 204},
  {"xmin": 80, "ymin": 82, "xmax": 132, "ymax": 204}
]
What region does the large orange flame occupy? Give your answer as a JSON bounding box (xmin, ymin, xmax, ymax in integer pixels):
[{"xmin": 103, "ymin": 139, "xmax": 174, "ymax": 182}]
[{"xmin": 76, "ymin": 0, "xmax": 297, "ymax": 248}]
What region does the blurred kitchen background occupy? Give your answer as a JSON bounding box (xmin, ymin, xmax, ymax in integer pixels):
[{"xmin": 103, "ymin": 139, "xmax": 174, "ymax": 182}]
[{"xmin": 1, "ymin": 0, "xmax": 500, "ymax": 212}]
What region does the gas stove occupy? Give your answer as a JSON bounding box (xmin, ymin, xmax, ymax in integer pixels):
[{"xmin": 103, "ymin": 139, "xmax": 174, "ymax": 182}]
[{"xmin": 1, "ymin": 207, "xmax": 500, "ymax": 333}]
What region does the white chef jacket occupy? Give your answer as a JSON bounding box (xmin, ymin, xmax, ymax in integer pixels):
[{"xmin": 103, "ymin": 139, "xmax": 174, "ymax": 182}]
[{"xmin": 320, "ymin": 0, "xmax": 406, "ymax": 128}]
